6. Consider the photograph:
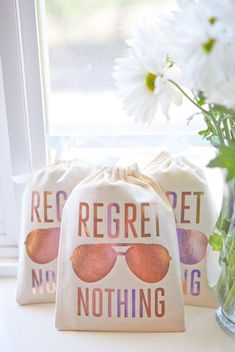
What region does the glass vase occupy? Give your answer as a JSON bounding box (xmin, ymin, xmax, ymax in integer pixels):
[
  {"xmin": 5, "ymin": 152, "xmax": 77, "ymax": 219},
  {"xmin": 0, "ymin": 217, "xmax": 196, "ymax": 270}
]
[{"xmin": 212, "ymin": 178, "xmax": 235, "ymax": 337}]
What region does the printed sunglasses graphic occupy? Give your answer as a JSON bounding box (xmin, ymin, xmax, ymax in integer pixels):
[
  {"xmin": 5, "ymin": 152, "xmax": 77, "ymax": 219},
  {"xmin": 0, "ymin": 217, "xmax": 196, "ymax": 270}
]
[
  {"xmin": 177, "ymin": 229, "xmax": 208, "ymax": 265},
  {"xmin": 25, "ymin": 227, "xmax": 60, "ymax": 264},
  {"xmin": 71, "ymin": 243, "xmax": 171, "ymax": 283}
]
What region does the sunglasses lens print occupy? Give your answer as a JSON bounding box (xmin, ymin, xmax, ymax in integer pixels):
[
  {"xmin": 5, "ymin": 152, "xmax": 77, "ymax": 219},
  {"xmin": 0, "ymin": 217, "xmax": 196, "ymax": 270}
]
[
  {"xmin": 177, "ymin": 229, "xmax": 208, "ymax": 265},
  {"xmin": 25, "ymin": 227, "xmax": 60, "ymax": 264},
  {"xmin": 125, "ymin": 244, "xmax": 171, "ymax": 283},
  {"xmin": 71, "ymin": 244, "xmax": 117, "ymax": 282}
]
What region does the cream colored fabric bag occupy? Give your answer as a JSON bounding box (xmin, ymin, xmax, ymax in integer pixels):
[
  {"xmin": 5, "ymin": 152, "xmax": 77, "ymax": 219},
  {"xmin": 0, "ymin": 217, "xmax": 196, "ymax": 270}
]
[
  {"xmin": 55, "ymin": 166, "xmax": 185, "ymax": 331},
  {"xmin": 145, "ymin": 152, "xmax": 218, "ymax": 307},
  {"xmin": 16, "ymin": 160, "xmax": 94, "ymax": 305}
]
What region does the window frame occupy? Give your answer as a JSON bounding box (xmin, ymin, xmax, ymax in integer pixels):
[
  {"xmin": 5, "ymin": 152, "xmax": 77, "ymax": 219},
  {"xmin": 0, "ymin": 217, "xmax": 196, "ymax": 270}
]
[{"xmin": 0, "ymin": 0, "xmax": 47, "ymax": 261}]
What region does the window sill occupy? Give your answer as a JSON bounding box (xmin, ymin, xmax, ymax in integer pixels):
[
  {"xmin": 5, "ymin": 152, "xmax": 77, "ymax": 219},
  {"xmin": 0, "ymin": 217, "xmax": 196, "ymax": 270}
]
[
  {"xmin": 0, "ymin": 278, "xmax": 234, "ymax": 352},
  {"xmin": 0, "ymin": 258, "xmax": 17, "ymax": 277}
]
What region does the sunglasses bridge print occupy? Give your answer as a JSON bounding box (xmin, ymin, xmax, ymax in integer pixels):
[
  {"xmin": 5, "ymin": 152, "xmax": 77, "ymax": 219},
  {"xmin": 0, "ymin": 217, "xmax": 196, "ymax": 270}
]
[{"xmin": 71, "ymin": 243, "xmax": 171, "ymax": 283}]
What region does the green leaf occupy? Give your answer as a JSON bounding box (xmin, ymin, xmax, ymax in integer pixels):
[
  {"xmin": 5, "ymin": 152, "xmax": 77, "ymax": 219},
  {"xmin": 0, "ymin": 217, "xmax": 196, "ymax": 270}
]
[
  {"xmin": 209, "ymin": 233, "xmax": 223, "ymax": 251},
  {"xmin": 198, "ymin": 127, "xmax": 212, "ymax": 138},
  {"xmin": 208, "ymin": 143, "xmax": 235, "ymax": 181},
  {"xmin": 197, "ymin": 92, "xmax": 206, "ymax": 106}
]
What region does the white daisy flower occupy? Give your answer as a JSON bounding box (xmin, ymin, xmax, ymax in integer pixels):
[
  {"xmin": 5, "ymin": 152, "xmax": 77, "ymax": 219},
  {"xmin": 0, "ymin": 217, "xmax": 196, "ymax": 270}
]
[
  {"xmin": 113, "ymin": 25, "xmax": 182, "ymax": 123},
  {"xmin": 126, "ymin": 22, "xmax": 167, "ymax": 71},
  {"xmin": 206, "ymin": 75, "xmax": 235, "ymax": 110},
  {"xmin": 163, "ymin": 0, "xmax": 235, "ymax": 93},
  {"xmin": 113, "ymin": 53, "xmax": 182, "ymax": 123}
]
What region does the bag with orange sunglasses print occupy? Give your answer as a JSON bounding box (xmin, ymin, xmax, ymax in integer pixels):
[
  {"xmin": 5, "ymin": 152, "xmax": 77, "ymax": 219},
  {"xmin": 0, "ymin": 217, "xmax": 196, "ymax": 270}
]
[
  {"xmin": 145, "ymin": 151, "xmax": 218, "ymax": 308},
  {"xmin": 16, "ymin": 160, "xmax": 96, "ymax": 305},
  {"xmin": 55, "ymin": 165, "xmax": 185, "ymax": 331}
]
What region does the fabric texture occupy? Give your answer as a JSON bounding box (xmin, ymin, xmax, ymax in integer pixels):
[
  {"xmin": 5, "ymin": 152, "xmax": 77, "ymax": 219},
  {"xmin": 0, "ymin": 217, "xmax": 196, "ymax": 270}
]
[
  {"xmin": 55, "ymin": 165, "xmax": 185, "ymax": 331},
  {"xmin": 16, "ymin": 160, "xmax": 95, "ymax": 305},
  {"xmin": 145, "ymin": 152, "xmax": 218, "ymax": 307}
]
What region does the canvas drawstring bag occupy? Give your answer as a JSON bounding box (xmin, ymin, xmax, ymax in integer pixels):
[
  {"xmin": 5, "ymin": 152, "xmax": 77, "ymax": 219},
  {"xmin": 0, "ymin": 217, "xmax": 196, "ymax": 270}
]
[
  {"xmin": 145, "ymin": 152, "xmax": 218, "ymax": 307},
  {"xmin": 55, "ymin": 165, "xmax": 185, "ymax": 331},
  {"xmin": 16, "ymin": 160, "xmax": 95, "ymax": 305}
]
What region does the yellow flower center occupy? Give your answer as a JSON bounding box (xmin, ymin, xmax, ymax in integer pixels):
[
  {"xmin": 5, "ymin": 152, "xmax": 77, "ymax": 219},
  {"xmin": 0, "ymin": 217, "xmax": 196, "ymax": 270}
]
[
  {"xmin": 202, "ymin": 38, "xmax": 216, "ymax": 53},
  {"xmin": 209, "ymin": 16, "xmax": 216, "ymax": 25},
  {"xmin": 146, "ymin": 73, "xmax": 157, "ymax": 92}
]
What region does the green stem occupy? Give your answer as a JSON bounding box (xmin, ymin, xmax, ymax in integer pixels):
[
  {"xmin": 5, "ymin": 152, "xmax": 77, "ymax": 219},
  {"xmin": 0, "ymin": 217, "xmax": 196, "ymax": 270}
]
[
  {"xmin": 168, "ymin": 79, "xmax": 210, "ymax": 115},
  {"xmin": 223, "ymin": 117, "xmax": 231, "ymax": 145},
  {"xmin": 208, "ymin": 108, "xmax": 226, "ymax": 146},
  {"xmin": 224, "ymin": 280, "xmax": 235, "ymax": 311},
  {"xmin": 215, "ymin": 270, "xmax": 226, "ymax": 302},
  {"xmin": 169, "ymin": 80, "xmax": 233, "ymax": 148}
]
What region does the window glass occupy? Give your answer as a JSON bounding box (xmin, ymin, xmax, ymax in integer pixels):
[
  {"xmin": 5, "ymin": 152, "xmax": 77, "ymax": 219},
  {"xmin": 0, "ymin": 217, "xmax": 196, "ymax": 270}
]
[{"xmin": 44, "ymin": 0, "xmax": 206, "ymax": 137}]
